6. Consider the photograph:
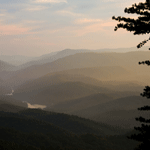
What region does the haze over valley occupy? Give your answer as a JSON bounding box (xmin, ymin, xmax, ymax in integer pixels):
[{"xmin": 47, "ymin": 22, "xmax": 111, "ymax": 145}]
[{"xmin": 1, "ymin": 48, "xmax": 150, "ymax": 125}]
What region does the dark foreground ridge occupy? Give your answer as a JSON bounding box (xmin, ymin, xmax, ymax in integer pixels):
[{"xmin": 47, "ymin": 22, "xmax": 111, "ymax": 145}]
[{"xmin": 0, "ymin": 104, "xmax": 139, "ymax": 150}]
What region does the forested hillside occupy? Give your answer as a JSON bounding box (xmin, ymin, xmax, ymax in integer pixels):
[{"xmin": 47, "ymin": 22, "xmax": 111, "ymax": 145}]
[{"xmin": 0, "ymin": 106, "xmax": 139, "ymax": 150}]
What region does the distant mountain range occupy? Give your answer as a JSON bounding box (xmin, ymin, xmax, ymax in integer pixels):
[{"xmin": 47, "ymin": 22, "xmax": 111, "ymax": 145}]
[
  {"xmin": 0, "ymin": 47, "xmax": 149, "ymax": 133},
  {"xmin": 0, "ymin": 55, "xmax": 36, "ymax": 66},
  {"xmin": 1, "ymin": 51, "xmax": 150, "ymax": 87},
  {"xmin": 0, "ymin": 46, "xmax": 148, "ymax": 66}
]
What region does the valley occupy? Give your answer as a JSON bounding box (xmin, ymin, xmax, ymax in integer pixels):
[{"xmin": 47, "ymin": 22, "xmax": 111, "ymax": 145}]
[{"xmin": 0, "ymin": 48, "xmax": 149, "ymax": 149}]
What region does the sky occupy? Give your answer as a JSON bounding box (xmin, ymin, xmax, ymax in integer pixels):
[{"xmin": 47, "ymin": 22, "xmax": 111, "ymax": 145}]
[{"xmin": 0, "ymin": 0, "xmax": 148, "ymax": 56}]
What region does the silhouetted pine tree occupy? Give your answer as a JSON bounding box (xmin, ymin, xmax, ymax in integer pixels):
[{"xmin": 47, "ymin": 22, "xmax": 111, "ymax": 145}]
[{"xmin": 112, "ymin": 0, "xmax": 150, "ymax": 149}]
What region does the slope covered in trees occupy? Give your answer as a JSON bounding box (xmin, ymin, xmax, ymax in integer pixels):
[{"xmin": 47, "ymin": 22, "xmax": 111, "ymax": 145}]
[{"xmin": 0, "ymin": 108, "xmax": 139, "ymax": 150}]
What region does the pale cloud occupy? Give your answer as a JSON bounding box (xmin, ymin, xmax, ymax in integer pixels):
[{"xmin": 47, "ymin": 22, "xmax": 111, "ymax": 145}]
[
  {"xmin": 34, "ymin": 0, "xmax": 67, "ymax": 3},
  {"xmin": 115, "ymin": 0, "xmax": 146, "ymax": 8},
  {"xmin": 40, "ymin": 19, "xmax": 118, "ymax": 37},
  {"xmin": 101, "ymin": 0, "xmax": 115, "ymax": 2},
  {"xmin": 56, "ymin": 10, "xmax": 83, "ymax": 17},
  {"xmin": 0, "ymin": 23, "xmax": 30, "ymax": 35},
  {"xmin": 1, "ymin": 0, "xmax": 147, "ymax": 56},
  {"xmin": 48, "ymin": 29, "xmax": 61, "ymax": 33},
  {"xmin": 0, "ymin": 14, "xmax": 5, "ymax": 17},
  {"xmin": 75, "ymin": 18, "xmax": 102, "ymax": 24},
  {"xmin": 41, "ymin": 42, "xmax": 56, "ymax": 46},
  {"xmin": 42, "ymin": 20, "xmax": 117, "ymax": 37},
  {"xmin": 74, "ymin": 24, "xmax": 103, "ymax": 36},
  {"xmin": 18, "ymin": 20, "xmax": 46, "ymax": 31},
  {"xmin": 25, "ymin": 6, "xmax": 48, "ymax": 11},
  {"xmin": 101, "ymin": 21, "xmax": 117, "ymax": 27},
  {"xmin": 22, "ymin": 20, "xmax": 45, "ymax": 24},
  {"xmin": 103, "ymin": 0, "xmax": 145, "ymax": 3},
  {"xmin": 73, "ymin": 21, "xmax": 117, "ymax": 36}
]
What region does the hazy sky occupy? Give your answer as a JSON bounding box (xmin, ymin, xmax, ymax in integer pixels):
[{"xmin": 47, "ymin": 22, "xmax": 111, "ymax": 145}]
[{"xmin": 0, "ymin": 0, "xmax": 148, "ymax": 56}]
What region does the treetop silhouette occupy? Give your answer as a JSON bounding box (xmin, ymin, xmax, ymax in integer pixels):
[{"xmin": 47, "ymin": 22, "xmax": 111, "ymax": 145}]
[
  {"xmin": 112, "ymin": 0, "xmax": 150, "ymax": 149},
  {"xmin": 112, "ymin": 0, "xmax": 150, "ymax": 49}
]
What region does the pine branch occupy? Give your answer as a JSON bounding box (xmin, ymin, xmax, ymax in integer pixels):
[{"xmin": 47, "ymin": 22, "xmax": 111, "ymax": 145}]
[
  {"xmin": 135, "ymin": 117, "xmax": 150, "ymax": 123},
  {"xmin": 134, "ymin": 124, "xmax": 150, "ymax": 132},
  {"xmin": 139, "ymin": 60, "xmax": 150, "ymax": 65},
  {"xmin": 127, "ymin": 133, "xmax": 145, "ymax": 142},
  {"xmin": 137, "ymin": 38, "xmax": 150, "ymax": 48},
  {"xmin": 124, "ymin": 2, "xmax": 150, "ymax": 15},
  {"xmin": 112, "ymin": 1, "xmax": 150, "ymax": 36},
  {"xmin": 140, "ymin": 86, "xmax": 150, "ymax": 98},
  {"xmin": 138, "ymin": 106, "xmax": 150, "ymax": 110}
]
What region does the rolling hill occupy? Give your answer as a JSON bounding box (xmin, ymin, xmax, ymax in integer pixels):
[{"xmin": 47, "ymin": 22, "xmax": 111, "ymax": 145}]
[
  {"xmin": 68, "ymin": 95, "xmax": 150, "ymax": 128},
  {"xmin": 17, "ymin": 49, "xmax": 91, "ymax": 69},
  {"xmin": 47, "ymin": 93, "xmax": 113, "ymax": 113},
  {"xmin": 13, "ymin": 46, "xmax": 149, "ymax": 69},
  {"xmin": 11, "ymin": 71, "xmax": 146, "ymax": 130},
  {"xmin": 94, "ymin": 108, "xmax": 150, "ymax": 129},
  {"xmin": 3, "ymin": 51, "xmax": 150, "ymax": 88},
  {"xmin": 13, "ymin": 81, "xmax": 110, "ymax": 105},
  {"xmin": 0, "ymin": 60, "xmax": 15, "ymax": 72},
  {"xmin": 13, "ymin": 71, "xmax": 142, "ymax": 106},
  {"xmin": 0, "ymin": 96, "xmax": 27, "ymax": 110}
]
